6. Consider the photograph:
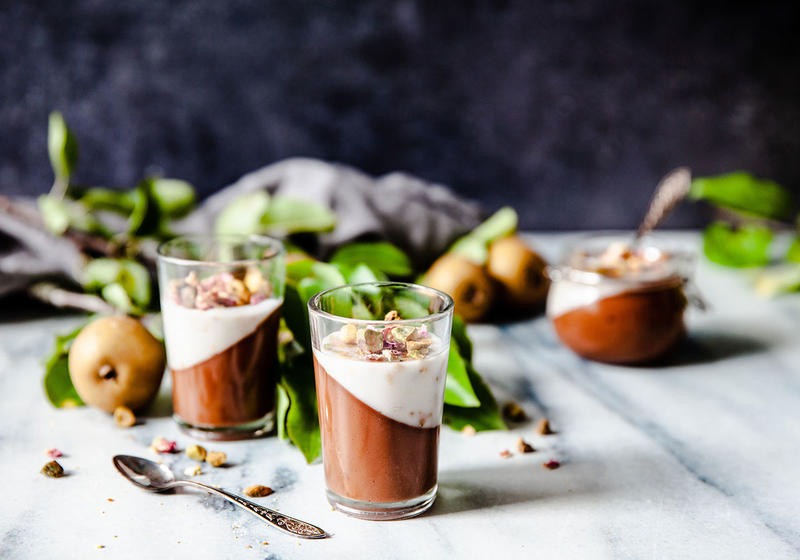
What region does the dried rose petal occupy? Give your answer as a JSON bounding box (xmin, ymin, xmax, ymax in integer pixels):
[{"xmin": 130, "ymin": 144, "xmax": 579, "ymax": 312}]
[
  {"xmin": 150, "ymin": 437, "xmax": 177, "ymax": 453},
  {"xmin": 499, "ymin": 449, "xmax": 512, "ymax": 458},
  {"xmin": 543, "ymin": 459, "xmax": 560, "ymax": 470},
  {"xmin": 46, "ymin": 448, "xmax": 63, "ymax": 459}
]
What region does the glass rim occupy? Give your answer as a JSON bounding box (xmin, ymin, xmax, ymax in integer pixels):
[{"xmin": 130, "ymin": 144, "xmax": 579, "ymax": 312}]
[
  {"xmin": 308, "ymin": 281, "xmax": 455, "ymax": 325},
  {"xmin": 156, "ymin": 234, "xmax": 285, "ymax": 267}
]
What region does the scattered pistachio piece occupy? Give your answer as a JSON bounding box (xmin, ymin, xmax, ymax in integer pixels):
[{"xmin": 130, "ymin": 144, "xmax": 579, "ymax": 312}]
[
  {"xmin": 113, "ymin": 406, "xmax": 136, "ymax": 428},
  {"xmin": 407, "ymin": 338, "xmax": 433, "ymax": 352},
  {"xmin": 243, "ymin": 484, "xmax": 274, "ymax": 498},
  {"xmin": 41, "ymin": 460, "xmax": 64, "ymax": 478},
  {"xmin": 535, "ymin": 418, "xmax": 554, "ymax": 435},
  {"xmin": 516, "ymin": 437, "xmax": 535, "ymax": 453},
  {"xmin": 150, "ymin": 437, "xmax": 177, "ymax": 453},
  {"xmin": 384, "ymin": 310, "xmax": 400, "ymax": 321},
  {"xmin": 206, "ymin": 451, "xmax": 227, "ymax": 467},
  {"xmin": 462, "ymin": 425, "xmax": 476, "ymax": 436},
  {"xmin": 186, "ymin": 444, "xmax": 207, "ymax": 462},
  {"xmin": 364, "ymin": 328, "xmax": 383, "ymax": 353},
  {"xmin": 183, "ymin": 465, "xmax": 202, "ymax": 477},
  {"xmin": 339, "ymin": 323, "xmax": 358, "ymax": 344}
]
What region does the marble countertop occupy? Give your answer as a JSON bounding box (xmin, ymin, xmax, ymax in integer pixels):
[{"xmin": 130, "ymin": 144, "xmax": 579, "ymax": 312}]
[{"xmin": 2, "ymin": 232, "xmax": 799, "ymax": 559}]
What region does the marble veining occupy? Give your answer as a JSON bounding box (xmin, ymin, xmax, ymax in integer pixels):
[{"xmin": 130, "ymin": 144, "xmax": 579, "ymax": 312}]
[{"xmin": 1, "ymin": 233, "xmax": 799, "ymax": 559}]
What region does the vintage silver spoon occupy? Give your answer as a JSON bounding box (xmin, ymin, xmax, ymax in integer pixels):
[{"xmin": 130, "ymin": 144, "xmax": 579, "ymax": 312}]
[
  {"xmin": 635, "ymin": 166, "xmax": 692, "ymax": 241},
  {"xmin": 113, "ymin": 455, "xmax": 330, "ymax": 539}
]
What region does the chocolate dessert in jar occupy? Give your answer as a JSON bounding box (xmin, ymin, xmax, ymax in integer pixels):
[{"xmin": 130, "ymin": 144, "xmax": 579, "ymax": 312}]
[
  {"xmin": 157, "ymin": 235, "xmax": 285, "ymax": 440},
  {"xmin": 308, "ymin": 282, "xmax": 454, "ymax": 520},
  {"xmin": 546, "ymin": 235, "xmax": 694, "ymax": 364}
]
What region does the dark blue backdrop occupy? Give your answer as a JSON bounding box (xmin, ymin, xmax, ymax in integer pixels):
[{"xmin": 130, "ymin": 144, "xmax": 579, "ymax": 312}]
[{"xmin": 1, "ymin": 1, "xmax": 798, "ymax": 229}]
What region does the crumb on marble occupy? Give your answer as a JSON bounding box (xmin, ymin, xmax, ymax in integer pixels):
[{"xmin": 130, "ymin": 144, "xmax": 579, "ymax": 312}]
[
  {"xmin": 107, "ymin": 498, "xmax": 114, "ymax": 502},
  {"xmin": 535, "ymin": 418, "xmax": 554, "ymax": 435},
  {"xmin": 543, "ymin": 459, "xmax": 560, "ymax": 470},
  {"xmin": 499, "ymin": 449, "xmax": 512, "ymax": 458},
  {"xmin": 206, "ymin": 451, "xmax": 227, "ymax": 467},
  {"xmin": 462, "ymin": 425, "xmax": 476, "ymax": 436},
  {"xmin": 243, "ymin": 484, "xmax": 274, "ymax": 497},
  {"xmin": 41, "ymin": 460, "xmax": 64, "ymax": 478},
  {"xmin": 45, "ymin": 448, "xmax": 63, "ymax": 458},
  {"xmin": 113, "ymin": 406, "xmax": 136, "ymax": 428},
  {"xmin": 516, "ymin": 437, "xmax": 535, "ymax": 453},
  {"xmin": 96, "ymin": 545, "xmax": 105, "ymax": 549}
]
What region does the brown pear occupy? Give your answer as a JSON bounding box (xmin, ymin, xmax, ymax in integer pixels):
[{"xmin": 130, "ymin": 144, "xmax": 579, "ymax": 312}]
[
  {"xmin": 68, "ymin": 316, "xmax": 166, "ymax": 413},
  {"xmin": 424, "ymin": 254, "xmax": 495, "ymax": 322},
  {"xmin": 487, "ymin": 236, "xmax": 549, "ymax": 309}
]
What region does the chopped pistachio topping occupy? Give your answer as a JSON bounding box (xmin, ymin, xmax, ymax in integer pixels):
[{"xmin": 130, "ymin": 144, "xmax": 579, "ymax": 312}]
[{"xmin": 169, "ymin": 268, "xmax": 273, "ymax": 310}]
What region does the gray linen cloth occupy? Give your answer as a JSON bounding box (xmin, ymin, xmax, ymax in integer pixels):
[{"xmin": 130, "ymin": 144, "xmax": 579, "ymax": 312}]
[{"xmin": 0, "ymin": 158, "xmax": 483, "ymax": 298}]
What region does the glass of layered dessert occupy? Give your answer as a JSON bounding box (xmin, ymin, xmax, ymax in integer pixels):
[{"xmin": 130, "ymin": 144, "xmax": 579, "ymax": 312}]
[
  {"xmin": 157, "ymin": 235, "xmax": 285, "ymax": 440},
  {"xmin": 308, "ymin": 282, "xmax": 454, "ymax": 520},
  {"xmin": 546, "ymin": 235, "xmax": 694, "ymax": 364}
]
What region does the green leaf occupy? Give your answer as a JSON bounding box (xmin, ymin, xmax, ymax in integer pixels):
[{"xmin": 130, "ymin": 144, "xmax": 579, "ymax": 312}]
[
  {"xmin": 786, "ymin": 236, "xmax": 800, "ymax": 264},
  {"xmin": 261, "ymin": 197, "xmax": 337, "ymax": 234},
  {"xmin": 37, "ymin": 194, "xmax": 110, "ymax": 237},
  {"xmin": 689, "ymin": 172, "xmax": 794, "ymax": 221},
  {"xmin": 286, "ymin": 258, "xmax": 317, "ymax": 285},
  {"xmin": 43, "ymin": 324, "xmax": 86, "ymax": 408},
  {"xmin": 149, "ymin": 178, "xmax": 195, "ymax": 218},
  {"xmin": 101, "ymin": 283, "xmax": 137, "ymax": 314},
  {"xmin": 450, "ymin": 315, "xmax": 472, "ymax": 361},
  {"xmin": 448, "ymin": 236, "xmax": 489, "ymax": 264},
  {"xmin": 283, "ymin": 285, "xmax": 311, "ymax": 352},
  {"xmin": 702, "ymin": 222, "xmax": 773, "ymax": 267},
  {"xmin": 127, "ymin": 183, "xmax": 162, "ymax": 237},
  {"xmin": 345, "ymin": 263, "xmax": 385, "ymax": 284},
  {"xmin": 79, "ymin": 187, "xmax": 135, "ymax": 214},
  {"xmin": 276, "ymin": 384, "xmax": 290, "ymax": 441},
  {"xmin": 84, "ymin": 258, "xmax": 151, "ymax": 308},
  {"xmin": 330, "ymin": 242, "xmax": 412, "ymax": 277},
  {"xmin": 215, "ymin": 191, "xmax": 271, "ymax": 235},
  {"xmin": 48, "ymin": 111, "xmax": 79, "ymax": 182},
  {"xmin": 447, "ymin": 207, "xmax": 518, "ymax": 264},
  {"xmin": 442, "ymin": 362, "xmax": 505, "ymax": 431},
  {"xmin": 469, "ymin": 206, "xmax": 518, "ymax": 245},
  {"xmin": 279, "ymin": 357, "xmax": 321, "ymax": 463},
  {"xmin": 444, "ymin": 343, "xmax": 480, "ymax": 407}
]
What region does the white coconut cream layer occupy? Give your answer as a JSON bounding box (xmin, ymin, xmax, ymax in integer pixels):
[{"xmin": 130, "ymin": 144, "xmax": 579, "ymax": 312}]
[
  {"xmin": 161, "ymin": 297, "xmax": 281, "ymax": 370},
  {"xmin": 314, "ymin": 335, "xmax": 449, "ymax": 429},
  {"xmin": 546, "ymin": 280, "xmax": 629, "ymax": 318}
]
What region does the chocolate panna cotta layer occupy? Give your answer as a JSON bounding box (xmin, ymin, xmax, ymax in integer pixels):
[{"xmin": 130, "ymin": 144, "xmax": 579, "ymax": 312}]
[
  {"xmin": 172, "ymin": 308, "xmax": 281, "ymax": 427},
  {"xmin": 314, "ymin": 357, "xmax": 439, "ymax": 503}
]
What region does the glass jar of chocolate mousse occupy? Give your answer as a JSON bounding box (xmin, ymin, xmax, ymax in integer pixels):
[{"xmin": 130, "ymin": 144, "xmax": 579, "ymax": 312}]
[
  {"xmin": 546, "ymin": 235, "xmax": 694, "ymax": 364},
  {"xmin": 157, "ymin": 235, "xmax": 285, "ymax": 440},
  {"xmin": 308, "ymin": 282, "xmax": 454, "ymax": 520}
]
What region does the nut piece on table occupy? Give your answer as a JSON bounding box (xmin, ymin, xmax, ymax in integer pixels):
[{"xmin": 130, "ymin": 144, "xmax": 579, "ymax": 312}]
[
  {"xmin": 183, "ymin": 465, "xmax": 202, "ymax": 477},
  {"xmin": 543, "ymin": 459, "xmax": 561, "ymax": 470},
  {"xmin": 150, "ymin": 437, "xmax": 177, "ymax": 454},
  {"xmin": 186, "ymin": 445, "xmax": 207, "ymax": 462},
  {"xmin": 243, "ymin": 484, "xmax": 274, "ymax": 498},
  {"xmin": 113, "ymin": 406, "xmax": 136, "ymax": 428},
  {"xmin": 516, "ymin": 437, "xmax": 535, "ymax": 453},
  {"xmin": 206, "ymin": 451, "xmax": 227, "ymax": 467},
  {"xmin": 41, "ymin": 460, "xmax": 64, "ymax": 478},
  {"xmin": 535, "ymin": 418, "xmax": 554, "ymax": 435},
  {"xmin": 499, "ymin": 449, "xmax": 512, "ymax": 459},
  {"xmin": 461, "ymin": 425, "xmax": 476, "ymax": 436}
]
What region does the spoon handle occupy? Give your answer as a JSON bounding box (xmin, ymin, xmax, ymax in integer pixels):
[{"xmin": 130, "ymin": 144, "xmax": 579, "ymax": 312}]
[{"xmin": 176, "ymin": 480, "xmax": 329, "ymax": 539}]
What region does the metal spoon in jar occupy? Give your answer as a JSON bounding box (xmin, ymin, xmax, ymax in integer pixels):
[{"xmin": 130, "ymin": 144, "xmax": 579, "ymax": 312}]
[
  {"xmin": 635, "ymin": 166, "xmax": 692, "ymax": 242},
  {"xmin": 112, "ymin": 455, "xmax": 330, "ymax": 539}
]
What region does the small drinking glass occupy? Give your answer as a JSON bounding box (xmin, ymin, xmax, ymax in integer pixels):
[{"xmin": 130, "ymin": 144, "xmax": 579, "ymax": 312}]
[
  {"xmin": 308, "ymin": 282, "xmax": 454, "ymax": 520},
  {"xmin": 157, "ymin": 234, "xmax": 285, "ymax": 440}
]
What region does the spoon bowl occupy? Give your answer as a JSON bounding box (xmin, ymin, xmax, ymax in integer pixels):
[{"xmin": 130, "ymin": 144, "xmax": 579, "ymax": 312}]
[{"xmin": 113, "ymin": 454, "xmax": 176, "ymax": 491}]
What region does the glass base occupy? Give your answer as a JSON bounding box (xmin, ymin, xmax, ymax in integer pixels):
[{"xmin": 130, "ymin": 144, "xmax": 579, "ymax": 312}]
[
  {"xmin": 326, "ymin": 484, "xmax": 437, "ymax": 521},
  {"xmin": 173, "ymin": 411, "xmax": 274, "ymax": 441}
]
